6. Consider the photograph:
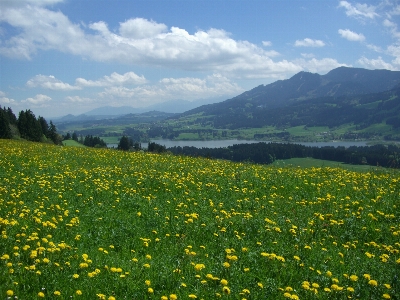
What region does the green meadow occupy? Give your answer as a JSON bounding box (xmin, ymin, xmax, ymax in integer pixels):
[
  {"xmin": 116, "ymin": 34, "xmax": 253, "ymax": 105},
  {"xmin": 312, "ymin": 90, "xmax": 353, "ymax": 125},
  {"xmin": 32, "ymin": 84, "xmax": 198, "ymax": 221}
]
[{"xmin": 0, "ymin": 139, "xmax": 399, "ymax": 299}]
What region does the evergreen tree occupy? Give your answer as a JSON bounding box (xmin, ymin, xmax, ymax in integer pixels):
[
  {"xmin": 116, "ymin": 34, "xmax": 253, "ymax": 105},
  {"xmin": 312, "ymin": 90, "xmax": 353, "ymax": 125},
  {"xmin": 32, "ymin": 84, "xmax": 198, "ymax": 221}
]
[
  {"xmin": 72, "ymin": 132, "xmax": 78, "ymax": 141},
  {"xmin": 118, "ymin": 136, "xmax": 132, "ymax": 151},
  {"xmin": 0, "ymin": 109, "xmax": 12, "ymax": 139},
  {"xmin": 38, "ymin": 116, "xmax": 49, "ymax": 138},
  {"xmin": 48, "ymin": 121, "xmax": 59, "ymax": 144},
  {"xmin": 18, "ymin": 109, "xmax": 43, "ymax": 142}
]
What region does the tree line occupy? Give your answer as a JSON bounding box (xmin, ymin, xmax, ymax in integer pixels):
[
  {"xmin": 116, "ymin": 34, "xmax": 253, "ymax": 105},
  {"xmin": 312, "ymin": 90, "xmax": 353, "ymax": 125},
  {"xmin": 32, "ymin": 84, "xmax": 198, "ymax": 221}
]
[
  {"xmin": 168, "ymin": 142, "xmax": 400, "ymax": 168},
  {"xmin": 0, "ymin": 106, "xmax": 60, "ymax": 144}
]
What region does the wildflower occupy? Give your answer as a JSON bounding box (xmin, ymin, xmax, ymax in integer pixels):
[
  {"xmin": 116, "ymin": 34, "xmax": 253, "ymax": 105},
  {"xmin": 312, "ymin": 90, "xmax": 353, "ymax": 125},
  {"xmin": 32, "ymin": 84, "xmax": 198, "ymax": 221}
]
[
  {"xmin": 350, "ymin": 275, "xmax": 358, "ymax": 281},
  {"xmin": 220, "ymin": 279, "xmax": 228, "ymax": 286},
  {"xmin": 347, "ymin": 287, "xmax": 354, "ymax": 293},
  {"xmin": 161, "ymin": 297, "xmax": 168, "ymax": 300},
  {"xmin": 188, "ymin": 295, "xmax": 197, "ymax": 299},
  {"xmin": 223, "ymin": 262, "xmax": 230, "ymax": 268},
  {"xmin": 108, "ymin": 297, "xmax": 116, "ymax": 300},
  {"xmin": 76, "ymin": 290, "xmax": 82, "ymax": 295},
  {"xmin": 145, "ymin": 280, "xmax": 151, "ymax": 286},
  {"xmin": 222, "ymin": 286, "xmax": 230, "ymax": 294},
  {"xmin": 169, "ymin": 294, "xmax": 178, "ymax": 300},
  {"xmin": 6, "ymin": 290, "xmax": 13, "ymax": 296},
  {"xmin": 383, "ymin": 294, "xmax": 391, "ymax": 299},
  {"xmin": 54, "ymin": 291, "xmax": 61, "ymax": 296},
  {"xmin": 148, "ymin": 288, "xmax": 154, "ymax": 293},
  {"xmin": 363, "ymin": 274, "xmax": 371, "ymax": 280},
  {"xmin": 257, "ymin": 282, "xmax": 264, "ymax": 288},
  {"xmin": 38, "ymin": 292, "xmax": 45, "ymax": 297},
  {"xmin": 194, "ymin": 263, "xmax": 205, "ymax": 271},
  {"xmin": 368, "ymin": 280, "xmax": 378, "ymax": 287},
  {"xmin": 73, "ymin": 274, "xmax": 79, "ymax": 278}
]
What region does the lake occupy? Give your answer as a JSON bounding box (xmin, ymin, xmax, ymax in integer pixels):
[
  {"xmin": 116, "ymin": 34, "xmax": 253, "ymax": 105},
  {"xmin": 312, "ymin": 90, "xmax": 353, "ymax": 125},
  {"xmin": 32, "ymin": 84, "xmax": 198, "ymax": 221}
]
[{"xmin": 108, "ymin": 139, "xmax": 369, "ymax": 149}]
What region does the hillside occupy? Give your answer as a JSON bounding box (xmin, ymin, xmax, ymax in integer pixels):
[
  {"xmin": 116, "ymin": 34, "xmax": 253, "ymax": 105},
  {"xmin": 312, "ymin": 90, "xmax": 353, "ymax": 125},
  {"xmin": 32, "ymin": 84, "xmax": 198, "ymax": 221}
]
[
  {"xmin": 54, "ymin": 67, "xmax": 400, "ymax": 143},
  {"xmin": 0, "ymin": 139, "xmax": 399, "ymax": 299},
  {"xmin": 156, "ymin": 67, "xmax": 400, "ymax": 141}
]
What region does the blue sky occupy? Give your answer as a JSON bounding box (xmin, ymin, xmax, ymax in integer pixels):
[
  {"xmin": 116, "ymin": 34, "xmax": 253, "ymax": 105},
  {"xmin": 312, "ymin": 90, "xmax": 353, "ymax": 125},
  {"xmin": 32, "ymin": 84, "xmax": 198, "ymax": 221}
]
[{"xmin": 1, "ymin": 0, "xmax": 399, "ymax": 118}]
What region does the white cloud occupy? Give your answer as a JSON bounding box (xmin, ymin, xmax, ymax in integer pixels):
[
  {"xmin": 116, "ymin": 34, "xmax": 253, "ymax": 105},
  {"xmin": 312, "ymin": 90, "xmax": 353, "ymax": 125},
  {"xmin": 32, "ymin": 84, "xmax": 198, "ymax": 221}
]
[
  {"xmin": 76, "ymin": 72, "xmax": 147, "ymax": 87},
  {"xmin": 338, "ymin": 1, "xmax": 379, "ymax": 19},
  {"xmin": 26, "ymin": 72, "xmax": 147, "ymax": 91},
  {"xmin": 301, "ymin": 53, "xmax": 315, "ymax": 58},
  {"xmin": 387, "ymin": 45, "xmax": 400, "ymax": 66},
  {"xmin": 119, "ymin": 18, "xmax": 168, "ymax": 39},
  {"xmin": 23, "ymin": 94, "xmax": 52, "ymax": 105},
  {"xmin": 27, "ymin": 75, "xmax": 81, "ymax": 91},
  {"xmin": 0, "ymin": 91, "xmax": 15, "ymax": 104},
  {"xmin": 367, "ymin": 44, "xmax": 383, "ymax": 52},
  {"xmin": 0, "ymin": 4, "xmax": 302, "ymax": 80},
  {"xmin": 294, "ymin": 38, "xmax": 325, "ymax": 47},
  {"xmin": 98, "ymin": 74, "xmax": 244, "ymax": 107},
  {"xmin": 65, "ymin": 96, "xmax": 94, "ymax": 103},
  {"xmin": 357, "ymin": 56, "xmax": 398, "ymax": 70},
  {"xmin": 293, "ymin": 58, "xmax": 349, "ymax": 74},
  {"xmin": 338, "ymin": 29, "xmax": 366, "ymax": 42},
  {"xmin": 262, "ymin": 41, "xmax": 272, "ymax": 47}
]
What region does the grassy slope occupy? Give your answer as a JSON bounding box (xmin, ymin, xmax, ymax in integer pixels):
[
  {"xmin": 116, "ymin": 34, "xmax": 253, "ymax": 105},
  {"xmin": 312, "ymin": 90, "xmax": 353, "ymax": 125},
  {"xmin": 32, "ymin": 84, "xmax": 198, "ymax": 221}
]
[
  {"xmin": 62, "ymin": 140, "xmax": 86, "ymax": 147},
  {"xmin": 0, "ymin": 139, "xmax": 399, "ymax": 299}
]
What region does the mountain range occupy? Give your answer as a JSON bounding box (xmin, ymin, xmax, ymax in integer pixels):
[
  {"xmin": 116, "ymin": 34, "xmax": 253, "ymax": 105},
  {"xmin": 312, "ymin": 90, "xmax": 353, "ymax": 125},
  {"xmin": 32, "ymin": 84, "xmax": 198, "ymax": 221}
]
[
  {"xmin": 56, "ymin": 67, "xmax": 400, "ymax": 141},
  {"xmin": 172, "ymin": 67, "xmax": 400, "ymax": 135}
]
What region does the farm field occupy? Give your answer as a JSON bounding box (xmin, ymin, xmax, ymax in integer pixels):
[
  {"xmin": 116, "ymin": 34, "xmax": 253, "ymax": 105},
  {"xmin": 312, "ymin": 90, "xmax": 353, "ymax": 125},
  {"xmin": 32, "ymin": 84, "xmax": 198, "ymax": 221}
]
[{"xmin": 0, "ymin": 139, "xmax": 399, "ymax": 299}]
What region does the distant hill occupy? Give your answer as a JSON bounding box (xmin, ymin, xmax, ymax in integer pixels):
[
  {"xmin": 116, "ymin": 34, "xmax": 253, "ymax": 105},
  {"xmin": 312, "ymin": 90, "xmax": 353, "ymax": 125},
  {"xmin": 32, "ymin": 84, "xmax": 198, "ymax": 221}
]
[
  {"xmin": 81, "ymin": 97, "xmax": 226, "ymax": 116},
  {"xmin": 173, "ymin": 67, "xmax": 400, "ymax": 133}
]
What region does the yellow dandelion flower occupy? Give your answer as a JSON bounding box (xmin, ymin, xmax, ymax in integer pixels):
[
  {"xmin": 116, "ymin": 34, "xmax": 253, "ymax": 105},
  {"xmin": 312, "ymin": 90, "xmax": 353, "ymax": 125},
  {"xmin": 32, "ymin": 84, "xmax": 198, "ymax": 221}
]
[
  {"xmin": 6, "ymin": 290, "xmax": 14, "ymax": 296},
  {"xmin": 148, "ymin": 288, "xmax": 154, "ymax": 293},
  {"xmin": 383, "ymin": 294, "xmax": 391, "ymax": 299},
  {"xmin": 169, "ymin": 294, "xmax": 178, "ymax": 300},
  {"xmin": 220, "ymin": 279, "xmax": 228, "ymax": 286},
  {"xmin": 38, "ymin": 292, "xmax": 45, "ymax": 297},
  {"xmin": 54, "ymin": 291, "xmax": 61, "ymax": 296},
  {"xmin": 368, "ymin": 280, "xmax": 378, "ymax": 287},
  {"xmin": 222, "ymin": 286, "xmax": 230, "ymax": 294}
]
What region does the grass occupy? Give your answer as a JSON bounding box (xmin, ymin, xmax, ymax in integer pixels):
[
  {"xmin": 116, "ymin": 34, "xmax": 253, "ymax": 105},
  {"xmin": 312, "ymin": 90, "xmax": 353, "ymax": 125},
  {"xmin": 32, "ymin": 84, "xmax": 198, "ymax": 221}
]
[
  {"xmin": 272, "ymin": 157, "xmax": 378, "ymax": 172},
  {"xmin": 62, "ymin": 140, "xmax": 86, "ymax": 147},
  {"xmin": 0, "ymin": 139, "xmax": 399, "ymax": 299}
]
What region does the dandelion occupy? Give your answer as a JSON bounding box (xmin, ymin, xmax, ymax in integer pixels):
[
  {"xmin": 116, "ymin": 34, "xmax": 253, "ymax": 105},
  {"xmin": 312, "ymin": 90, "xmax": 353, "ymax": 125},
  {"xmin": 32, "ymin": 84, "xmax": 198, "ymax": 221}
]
[
  {"xmin": 222, "ymin": 286, "xmax": 230, "ymax": 294},
  {"xmin": 194, "ymin": 263, "xmax": 205, "ymax": 271},
  {"xmin": 349, "ymin": 275, "xmax": 358, "ymax": 281},
  {"xmin": 383, "ymin": 294, "xmax": 391, "ymax": 299},
  {"xmin": 54, "ymin": 291, "xmax": 61, "ymax": 296},
  {"xmin": 148, "ymin": 288, "xmax": 154, "ymax": 293},
  {"xmin": 38, "ymin": 291, "xmax": 45, "ymax": 297},
  {"xmin": 220, "ymin": 279, "xmax": 228, "ymax": 286},
  {"xmin": 169, "ymin": 294, "xmax": 178, "ymax": 300},
  {"xmin": 368, "ymin": 280, "xmax": 378, "ymax": 287},
  {"xmin": 188, "ymin": 294, "xmax": 197, "ymax": 299},
  {"xmin": 76, "ymin": 290, "xmax": 82, "ymax": 295},
  {"xmin": 6, "ymin": 290, "xmax": 13, "ymax": 296}
]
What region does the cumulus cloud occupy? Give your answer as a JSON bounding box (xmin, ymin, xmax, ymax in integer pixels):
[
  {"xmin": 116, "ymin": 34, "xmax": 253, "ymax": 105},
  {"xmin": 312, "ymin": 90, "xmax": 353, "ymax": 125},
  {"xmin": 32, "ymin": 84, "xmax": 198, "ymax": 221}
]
[
  {"xmin": 338, "ymin": 29, "xmax": 366, "ymax": 42},
  {"xmin": 23, "ymin": 94, "xmax": 52, "ymax": 105},
  {"xmin": 98, "ymin": 74, "xmax": 244, "ymax": 106},
  {"xmin": 357, "ymin": 56, "xmax": 398, "ymax": 70},
  {"xmin": 262, "ymin": 41, "xmax": 272, "ymax": 47},
  {"xmin": 0, "ymin": 3, "xmax": 302, "ymax": 79},
  {"xmin": 119, "ymin": 18, "xmax": 168, "ymax": 39},
  {"xmin": 26, "ymin": 72, "xmax": 147, "ymax": 91},
  {"xmin": 76, "ymin": 72, "xmax": 147, "ymax": 87},
  {"xmin": 338, "ymin": 1, "xmax": 379, "ymax": 19},
  {"xmin": 0, "ymin": 91, "xmax": 15, "ymax": 104},
  {"xmin": 293, "ymin": 58, "xmax": 349, "ymax": 74},
  {"xmin": 294, "ymin": 38, "xmax": 325, "ymax": 47},
  {"xmin": 27, "ymin": 75, "xmax": 80, "ymax": 91}
]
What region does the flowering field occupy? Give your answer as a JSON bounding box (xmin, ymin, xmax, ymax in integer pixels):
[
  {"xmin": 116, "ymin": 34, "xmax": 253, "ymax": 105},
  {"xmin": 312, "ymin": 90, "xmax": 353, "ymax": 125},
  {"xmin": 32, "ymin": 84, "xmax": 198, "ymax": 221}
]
[{"xmin": 1, "ymin": 139, "xmax": 399, "ymax": 299}]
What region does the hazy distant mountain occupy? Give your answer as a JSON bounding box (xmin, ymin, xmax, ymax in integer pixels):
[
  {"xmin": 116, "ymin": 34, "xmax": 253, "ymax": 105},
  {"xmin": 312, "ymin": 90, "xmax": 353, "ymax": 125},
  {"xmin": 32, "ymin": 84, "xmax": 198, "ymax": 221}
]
[{"xmin": 82, "ymin": 97, "xmax": 226, "ymax": 116}]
